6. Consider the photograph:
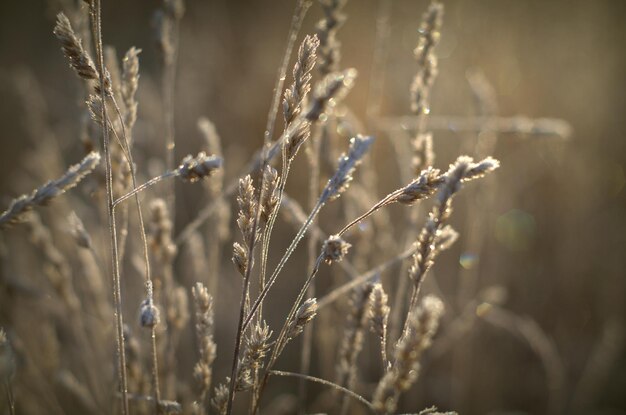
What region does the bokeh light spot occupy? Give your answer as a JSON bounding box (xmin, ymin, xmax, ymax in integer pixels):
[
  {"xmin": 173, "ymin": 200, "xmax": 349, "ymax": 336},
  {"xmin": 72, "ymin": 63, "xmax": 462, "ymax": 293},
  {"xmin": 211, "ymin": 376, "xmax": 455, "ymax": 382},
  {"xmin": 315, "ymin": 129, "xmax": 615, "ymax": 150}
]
[
  {"xmin": 495, "ymin": 209, "xmax": 536, "ymax": 252},
  {"xmin": 459, "ymin": 252, "xmax": 479, "ymax": 269}
]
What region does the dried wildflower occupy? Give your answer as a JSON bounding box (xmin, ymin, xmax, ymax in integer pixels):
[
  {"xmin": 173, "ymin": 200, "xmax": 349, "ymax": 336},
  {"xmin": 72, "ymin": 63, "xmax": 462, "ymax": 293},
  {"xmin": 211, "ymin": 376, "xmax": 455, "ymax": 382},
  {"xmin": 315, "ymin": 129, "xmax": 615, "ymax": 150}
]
[
  {"xmin": 372, "ymin": 295, "xmax": 444, "ymax": 414},
  {"xmin": 140, "ymin": 297, "xmax": 160, "ymax": 329},
  {"xmin": 336, "ymin": 284, "xmax": 374, "ymax": 391},
  {"xmin": 121, "ymin": 47, "xmax": 141, "ymax": 131},
  {"xmin": 395, "ymin": 166, "xmax": 443, "ymax": 205},
  {"xmin": 321, "ymin": 135, "xmax": 374, "ymax": 202},
  {"xmin": 176, "ymin": 152, "xmax": 223, "ymax": 183},
  {"xmin": 140, "ymin": 283, "xmax": 159, "ymax": 335},
  {"xmin": 231, "ymin": 242, "xmax": 249, "ymax": 276},
  {"xmin": 260, "ymin": 165, "xmax": 280, "ymax": 223},
  {"xmin": 462, "ymin": 156, "xmax": 500, "ymax": 181},
  {"xmin": 235, "ymin": 364, "xmax": 253, "ymax": 391},
  {"xmin": 0, "ymin": 152, "xmax": 100, "ymax": 228},
  {"xmin": 243, "ymin": 321, "xmax": 272, "ymax": 371},
  {"xmin": 369, "ymin": 283, "xmax": 390, "ymax": 342},
  {"xmin": 192, "ymin": 283, "xmax": 216, "ymax": 406},
  {"xmin": 87, "ymin": 94, "xmax": 105, "ymax": 125},
  {"xmin": 236, "ymin": 175, "xmax": 258, "ymax": 245},
  {"xmin": 410, "ymin": 156, "xmax": 499, "ymax": 288},
  {"xmin": 322, "ymin": 234, "xmax": 352, "ymax": 264},
  {"xmin": 211, "ymin": 383, "xmax": 229, "ymax": 415},
  {"xmin": 283, "ymin": 35, "xmax": 320, "ymax": 125},
  {"xmin": 284, "ymin": 118, "xmax": 312, "ymax": 161},
  {"xmin": 287, "ymin": 298, "xmax": 318, "ymax": 340},
  {"xmin": 53, "ymin": 13, "xmax": 99, "ymax": 82}
]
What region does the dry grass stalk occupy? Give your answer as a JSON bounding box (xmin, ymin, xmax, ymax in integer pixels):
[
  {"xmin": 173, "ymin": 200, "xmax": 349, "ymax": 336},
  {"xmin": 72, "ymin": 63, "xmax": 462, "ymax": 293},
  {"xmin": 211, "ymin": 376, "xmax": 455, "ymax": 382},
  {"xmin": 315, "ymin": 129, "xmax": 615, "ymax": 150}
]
[
  {"xmin": 369, "ymin": 283, "xmax": 391, "ymax": 369},
  {"xmin": 121, "ymin": 47, "xmax": 141, "ymax": 134},
  {"xmin": 286, "ymin": 298, "xmax": 318, "ymax": 341},
  {"xmin": 88, "ymin": 1, "xmax": 130, "ymax": 409},
  {"xmin": 336, "ymin": 284, "xmax": 375, "ymax": 414},
  {"xmin": 410, "ymin": 1, "xmax": 443, "ymax": 173},
  {"xmin": 409, "ymin": 156, "xmax": 499, "ymax": 295},
  {"xmin": 112, "ymin": 152, "xmax": 224, "ymax": 207},
  {"xmin": 192, "ymin": 283, "xmax": 217, "ymax": 413},
  {"xmin": 174, "ymin": 66, "xmax": 357, "ymax": 246},
  {"xmin": 244, "ymin": 134, "xmax": 375, "ymax": 339},
  {"xmin": 316, "ymin": 0, "xmax": 348, "ymax": 75},
  {"xmin": 283, "ymin": 34, "xmax": 320, "ymax": 128},
  {"xmin": 0, "ymin": 152, "xmax": 100, "ymax": 228},
  {"xmin": 373, "ymin": 295, "xmax": 444, "ymax": 414},
  {"xmin": 53, "ymin": 12, "xmax": 102, "ymax": 87},
  {"xmin": 211, "ymin": 383, "xmax": 229, "ymax": 415},
  {"xmin": 257, "ymin": 33, "xmax": 319, "ymax": 326}
]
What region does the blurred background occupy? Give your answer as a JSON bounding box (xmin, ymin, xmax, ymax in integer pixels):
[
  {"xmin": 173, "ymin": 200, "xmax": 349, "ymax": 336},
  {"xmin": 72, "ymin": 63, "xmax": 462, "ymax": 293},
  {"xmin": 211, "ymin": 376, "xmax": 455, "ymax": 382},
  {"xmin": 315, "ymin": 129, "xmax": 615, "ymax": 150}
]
[{"xmin": 0, "ymin": 0, "xmax": 625, "ymax": 414}]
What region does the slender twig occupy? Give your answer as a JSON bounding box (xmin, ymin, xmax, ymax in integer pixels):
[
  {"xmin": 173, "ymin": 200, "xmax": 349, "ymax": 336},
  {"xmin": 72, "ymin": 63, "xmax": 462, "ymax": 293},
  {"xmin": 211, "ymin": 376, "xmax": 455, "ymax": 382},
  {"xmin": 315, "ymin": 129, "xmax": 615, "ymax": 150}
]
[
  {"xmin": 269, "ymin": 370, "xmax": 376, "ymax": 413},
  {"xmin": 317, "ymin": 244, "xmax": 417, "ymax": 310},
  {"xmin": 113, "ymin": 172, "xmax": 177, "ymax": 208},
  {"xmin": 225, "ymin": 3, "xmax": 311, "ymax": 414},
  {"xmin": 377, "ymin": 114, "xmax": 572, "ymax": 138},
  {"xmin": 252, "ymin": 254, "xmax": 324, "ymax": 415},
  {"xmin": 90, "ymin": 1, "xmax": 129, "ymax": 412}
]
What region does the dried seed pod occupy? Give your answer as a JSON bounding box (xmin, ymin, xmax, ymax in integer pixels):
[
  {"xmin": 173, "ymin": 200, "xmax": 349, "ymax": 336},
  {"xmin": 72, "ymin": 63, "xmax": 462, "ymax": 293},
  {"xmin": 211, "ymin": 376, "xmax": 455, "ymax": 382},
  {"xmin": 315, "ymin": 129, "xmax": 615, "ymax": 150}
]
[
  {"xmin": 322, "ymin": 234, "xmax": 351, "ymax": 264},
  {"xmin": 176, "ymin": 152, "xmax": 223, "ymax": 182},
  {"xmin": 287, "ymin": 298, "xmax": 318, "ymax": 340}
]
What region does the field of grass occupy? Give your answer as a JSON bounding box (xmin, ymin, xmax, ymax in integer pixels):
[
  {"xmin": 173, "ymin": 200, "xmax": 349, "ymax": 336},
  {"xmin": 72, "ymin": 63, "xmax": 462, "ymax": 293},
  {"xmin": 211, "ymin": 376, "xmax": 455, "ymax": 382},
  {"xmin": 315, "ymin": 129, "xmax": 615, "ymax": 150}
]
[{"xmin": 0, "ymin": 0, "xmax": 624, "ymax": 414}]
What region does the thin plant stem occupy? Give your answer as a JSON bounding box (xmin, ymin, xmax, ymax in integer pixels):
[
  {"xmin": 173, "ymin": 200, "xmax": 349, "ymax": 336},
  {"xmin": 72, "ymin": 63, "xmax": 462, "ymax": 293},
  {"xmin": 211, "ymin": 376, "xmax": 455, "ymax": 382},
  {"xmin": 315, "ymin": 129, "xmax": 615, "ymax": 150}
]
[
  {"xmin": 269, "ymin": 371, "xmax": 376, "ymax": 413},
  {"xmin": 243, "ymin": 199, "xmax": 325, "ymax": 333},
  {"xmin": 225, "ymin": 3, "xmax": 311, "ymax": 413},
  {"xmin": 377, "ymin": 114, "xmax": 572, "ymax": 138},
  {"xmin": 162, "ymin": 12, "xmax": 180, "ymax": 223},
  {"xmin": 113, "ymin": 171, "xmax": 177, "ymax": 208},
  {"xmin": 253, "ymin": 254, "xmax": 324, "ymax": 415},
  {"xmin": 317, "ymin": 244, "xmax": 418, "ymax": 310},
  {"xmin": 365, "ymin": 0, "xmax": 392, "ymax": 131},
  {"xmin": 298, "ymin": 124, "xmax": 323, "ymax": 414},
  {"xmin": 90, "ymin": 1, "xmax": 129, "ymax": 412}
]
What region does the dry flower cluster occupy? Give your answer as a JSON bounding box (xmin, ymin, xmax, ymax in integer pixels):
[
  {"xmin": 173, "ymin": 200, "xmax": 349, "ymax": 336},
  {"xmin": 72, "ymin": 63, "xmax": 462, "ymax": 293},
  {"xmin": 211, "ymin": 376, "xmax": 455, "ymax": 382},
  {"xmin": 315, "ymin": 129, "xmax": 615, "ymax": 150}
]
[{"xmin": 0, "ymin": 0, "xmax": 576, "ymax": 414}]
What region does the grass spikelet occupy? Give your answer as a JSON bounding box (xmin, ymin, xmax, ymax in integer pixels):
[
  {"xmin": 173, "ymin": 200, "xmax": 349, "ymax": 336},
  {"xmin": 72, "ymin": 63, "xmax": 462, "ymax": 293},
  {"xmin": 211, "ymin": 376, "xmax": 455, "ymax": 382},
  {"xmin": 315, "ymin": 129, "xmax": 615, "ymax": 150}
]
[
  {"xmin": 259, "ymin": 166, "xmax": 279, "ymax": 224},
  {"xmin": 0, "ymin": 152, "xmax": 100, "ymax": 228},
  {"xmin": 369, "ymin": 283, "xmax": 390, "ymax": 368},
  {"xmin": 287, "ymin": 298, "xmax": 318, "ymax": 341},
  {"xmin": 236, "ymin": 175, "xmax": 258, "ymax": 245},
  {"xmin": 192, "ymin": 283, "xmax": 217, "ymax": 411},
  {"xmin": 336, "ymin": 284, "xmax": 375, "ymax": 414},
  {"xmin": 321, "ymin": 135, "xmax": 374, "ymax": 202},
  {"xmin": 53, "ymin": 12, "xmax": 99, "ymax": 83},
  {"xmin": 121, "ymin": 47, "xmax": 141, "ymax": 132},
  {"xmin": 372, "ymin": 295, "xmax": 444, "ymax": 414},
  {"xmin": 322, "ymin": 234, "xmax": 352, "ymax": 264},
  {"xmin": 283, "ymin": 34, "xmax": 320, "ymax": 126},
  {"xmin": 177, "ymin": 152, "xmax": 223, "ymax": 183}
]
